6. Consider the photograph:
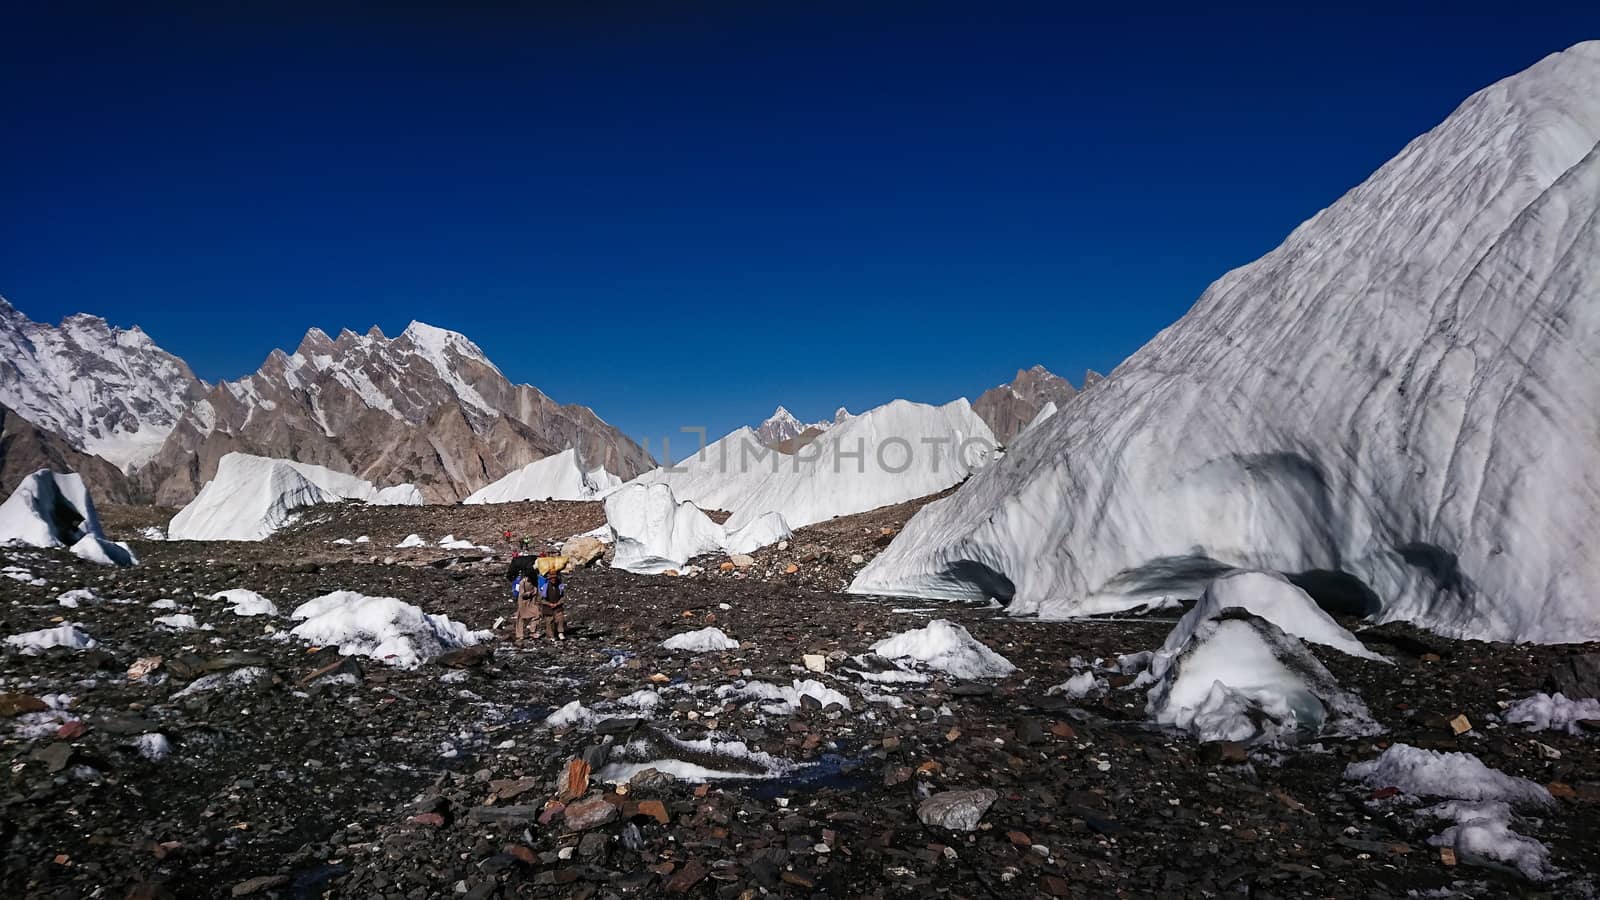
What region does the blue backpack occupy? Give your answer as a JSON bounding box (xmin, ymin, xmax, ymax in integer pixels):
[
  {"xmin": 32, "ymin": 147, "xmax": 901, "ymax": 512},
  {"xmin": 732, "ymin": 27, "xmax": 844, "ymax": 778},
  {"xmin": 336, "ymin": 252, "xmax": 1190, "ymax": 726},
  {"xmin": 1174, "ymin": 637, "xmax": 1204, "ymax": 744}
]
[{"xmin": 537, "ymin": 574, "xmax": 564, "ymax": 600}]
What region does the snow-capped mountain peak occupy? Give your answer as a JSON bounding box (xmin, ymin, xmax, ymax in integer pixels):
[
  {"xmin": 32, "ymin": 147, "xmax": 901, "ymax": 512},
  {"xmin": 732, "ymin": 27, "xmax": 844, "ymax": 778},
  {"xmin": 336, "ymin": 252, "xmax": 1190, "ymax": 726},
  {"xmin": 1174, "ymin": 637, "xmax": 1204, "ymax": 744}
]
[
  {"xmin": 754, "ymin": 404, "xmax": 837, "ymax": 447},
  {"xmin": 143, "ymin": 317, "xmax": 654, "ymax": 504},
  {"xmin": 971, "ymin": 364, "xmax": 1078, "ymax": 444},
  {"xmin": 0, "ymin": 297, "xmax": 208, "ymax": 470}
]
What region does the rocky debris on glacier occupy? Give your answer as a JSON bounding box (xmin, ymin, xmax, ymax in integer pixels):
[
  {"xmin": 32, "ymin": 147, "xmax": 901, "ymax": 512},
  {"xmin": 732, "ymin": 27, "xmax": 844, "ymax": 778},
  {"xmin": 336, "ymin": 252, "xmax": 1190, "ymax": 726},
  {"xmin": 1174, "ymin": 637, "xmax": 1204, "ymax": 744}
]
[{"xmin": 6, "ymin": 503, "xmax": 1600, "ymax": 898}]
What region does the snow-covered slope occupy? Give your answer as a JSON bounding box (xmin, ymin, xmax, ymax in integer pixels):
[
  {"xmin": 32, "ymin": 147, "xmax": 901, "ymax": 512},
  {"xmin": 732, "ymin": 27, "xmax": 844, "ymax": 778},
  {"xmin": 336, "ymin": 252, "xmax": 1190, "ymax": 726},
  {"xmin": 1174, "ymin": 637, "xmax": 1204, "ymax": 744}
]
[
  {"xmin": 142, "ymin": 321, "xmax": 653, "ymax": 504},
  {"xmin": 0, "ymin": 402, "xmax": 139, "ymax": 504},
  {"xmin": 0, "ymin": 298, "xmax": 207, "ymax": 470},
  {"xmin": 463, "ymin": 448, "xmax": 621, "ymax": 504},
  {"xmin": 630, "ymin": 399, "xmax": 995, "ymax": 531},
  {"xmin": 854, "ymin": 42, "xmax": 1600, "ymax": 643},
  {"xmin": 168, "ymin": 452, "xmax": 421, "ymax": 542}
]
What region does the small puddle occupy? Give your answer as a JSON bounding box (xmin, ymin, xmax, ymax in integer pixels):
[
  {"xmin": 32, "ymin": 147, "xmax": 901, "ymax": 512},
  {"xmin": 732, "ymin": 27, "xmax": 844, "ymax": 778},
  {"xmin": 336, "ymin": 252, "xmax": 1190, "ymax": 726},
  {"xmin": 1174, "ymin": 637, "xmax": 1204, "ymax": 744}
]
[
  {"xmin": 740, "ymin": 751, "xmax": 872, "ymax": 800},
  {"xmin": 287, "ymin": 863, "xmax": 348, "ymax": 899},
  {"xmin": 505, "ymin": 705, "xmax": 553, "ymax": 726}
]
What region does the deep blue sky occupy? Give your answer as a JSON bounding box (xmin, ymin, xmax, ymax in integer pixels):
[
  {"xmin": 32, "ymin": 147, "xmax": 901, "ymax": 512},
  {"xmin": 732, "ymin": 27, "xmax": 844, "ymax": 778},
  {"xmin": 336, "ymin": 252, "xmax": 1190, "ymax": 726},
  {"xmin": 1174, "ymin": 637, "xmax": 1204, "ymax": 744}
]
[{"xmin": 3, "ymin": 3, "xmax": 1596, "ymax": 446}]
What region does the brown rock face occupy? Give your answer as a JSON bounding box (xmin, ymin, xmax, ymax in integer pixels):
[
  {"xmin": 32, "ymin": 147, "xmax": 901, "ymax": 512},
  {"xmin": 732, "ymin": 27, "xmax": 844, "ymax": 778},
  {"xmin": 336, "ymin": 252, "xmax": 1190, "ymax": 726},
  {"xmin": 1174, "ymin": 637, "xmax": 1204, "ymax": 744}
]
[
  {"xmin": 971, "ymin": 365, "xmax": 1080, "ymax": 444},
  {"xmin": 0, "ymin": 404, "xmax": 141, "ymax": 504},
  {"xmin": 138, "ymin": 322, "xmax": 653, "ymax": 504}
]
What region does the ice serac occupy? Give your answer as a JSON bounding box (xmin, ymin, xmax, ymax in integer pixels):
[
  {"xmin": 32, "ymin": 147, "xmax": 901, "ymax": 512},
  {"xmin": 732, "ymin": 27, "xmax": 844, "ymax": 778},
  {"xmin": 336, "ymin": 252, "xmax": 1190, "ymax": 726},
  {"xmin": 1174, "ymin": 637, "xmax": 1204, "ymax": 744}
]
[
  {"xmin": 971, "ymin": 365, "xmax": 1078, "ymax": 444},
  {"xmin": 167, "ymin": 452, "xmax": 422, "ymax": 542},
  {"xmin": 630, "ymin": 399, "xmax": 995, "ymax": 531},
  {"xmin": 853, "ymin": 42, "xmax": 1600, "ymax": 643},
  {"xmin": 0, "ymin": 469, "xmax": 137, "ymax": 566},
  {"xmin": 604, "ymin": 482, "xmax": 791, "ymax": 574},
  {"xmin": 463, "ymin": 448, "xmax": 621, "ymax": 504},
  {"xmin": 140, "ymin": 320, "xmax": 653, "ymax": 504},
  {"xmin": 0, "ymin": 299, "xmax": 207, "ymax": 470}
]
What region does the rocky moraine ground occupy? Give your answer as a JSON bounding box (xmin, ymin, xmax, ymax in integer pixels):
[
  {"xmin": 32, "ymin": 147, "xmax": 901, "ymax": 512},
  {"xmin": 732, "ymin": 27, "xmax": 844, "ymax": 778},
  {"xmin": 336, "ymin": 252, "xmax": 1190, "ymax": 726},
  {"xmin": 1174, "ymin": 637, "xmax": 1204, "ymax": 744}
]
[{"xmin": 3, "ymin": 499, "xmax": 1599, "ymax": 899}]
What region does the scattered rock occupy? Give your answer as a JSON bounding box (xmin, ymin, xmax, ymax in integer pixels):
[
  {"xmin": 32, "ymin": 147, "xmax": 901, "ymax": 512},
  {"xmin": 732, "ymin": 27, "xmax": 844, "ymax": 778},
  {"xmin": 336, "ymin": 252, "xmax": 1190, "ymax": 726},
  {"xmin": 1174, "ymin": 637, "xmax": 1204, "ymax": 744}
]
[
  {"xmin": 437, "ymin": 645, "xmax": 492, "ymax": 668},
  {"xmin": 629, "ymin": 768, "xmax": 677, "ymax": 792},
  {"xmin": 230, "ymin": 875, "xmax": 289, "ymax": 897},
  {"xmin": 665, "ymin": 858, "xmax": 708, "ymax": 893},
  {"xmin": 0, "ymin": 693, "xmax": 47, "ymax": 717},
  {"xmin": 556, "ymin": 758, "xmax": 591, "ymax": 802},
  {"xmin": 634, "ymin": 799, "xmax": 669, "ymax": 824},
  {"xmin": 468, "ymin": 805, "xmax": 538, "ymax": 825},
  {"xmin": 30, "ymin": 742, "xmax": 73, "ymax": 773},
  {"xmin": 916, "ymin": 789, "xmax": 998, "ymax": 832},
  {"xmin": 1197, "ymin": 740, "xmax": 1249, "ymax": 765},
  {"xmin": 1549, "ymin": 654, "xmax": 1600, "ymax": 699},
  {"xmin": 563, "ymin": 797, "xmax": 618, "ymax": 832}
]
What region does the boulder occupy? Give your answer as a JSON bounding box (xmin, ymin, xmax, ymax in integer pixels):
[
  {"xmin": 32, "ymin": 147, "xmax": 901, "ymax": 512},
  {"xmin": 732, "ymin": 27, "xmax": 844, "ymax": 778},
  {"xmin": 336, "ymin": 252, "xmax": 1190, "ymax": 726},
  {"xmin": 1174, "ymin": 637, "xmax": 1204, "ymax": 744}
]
[
  {"xmin": 564, "ymin": 796, "xmax": 619, "ymax": 831},
  {"xmin": 560, "ymin": 535, "xmax": 607, "ymax": 568},
  {"xmin": 916, "ymin": 789, "xmax": 998, "ymax": 832},
  {"xmin": 1549, "ymin": 654, "xmax": 1600, "ymax": 700}
]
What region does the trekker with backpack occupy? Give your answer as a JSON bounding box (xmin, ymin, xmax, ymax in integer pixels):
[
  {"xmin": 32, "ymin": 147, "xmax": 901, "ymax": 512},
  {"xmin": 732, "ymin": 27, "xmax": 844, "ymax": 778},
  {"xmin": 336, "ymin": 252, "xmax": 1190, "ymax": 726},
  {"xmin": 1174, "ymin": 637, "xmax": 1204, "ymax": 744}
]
[
  {"xmin": 539, "ymin": 570, "xmax": 567, "ymax": 641},
  {"xmin": 511, "ymin": 569, "xmax": 542, "ymax": 645}
]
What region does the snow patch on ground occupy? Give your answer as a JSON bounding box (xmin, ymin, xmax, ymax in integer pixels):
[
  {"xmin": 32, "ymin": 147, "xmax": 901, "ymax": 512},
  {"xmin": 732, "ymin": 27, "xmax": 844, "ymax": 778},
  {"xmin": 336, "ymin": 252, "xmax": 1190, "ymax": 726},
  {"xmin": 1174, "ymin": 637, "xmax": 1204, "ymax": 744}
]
[
  {"xmin": 288, "ymin": 591, "xmax": 489, "ymax": 669},
  {"xmin": 172, "ymin": 666, "xmax": 271, "ymax": 698},
  {"xmin": 436, "ymin": 535, "xmax": 488, "ymax": 551},
  {"xmin": 716, "ymin": 679, "xmax": 853, "ymax": 715},
  {"xmin": 1345, "ymin": 744, "xmax": 1554, "ymax": 807},
  {"xmin": 5, "ymin": 623, "xmax": 96, "ymax": 655},
  {"xmin": 131, "ymin": 733, "xmax": 172, "ymax": 762},
  {"xmin": 868, "ymin": 619, "xmax": 1015, "ymax": 680},
  {"xmin": 545, "ymin": 700, "xmax": 605, "ymax": 730},
  {"xmin": 56, "ymin": 589, "xmax": 99, "ymax": 608},
  {"xmin": 1345, "ymin": 744, "xmax": 1557, "ymax": 880},
  {"xmin": 597, "ymin": 733, "xmax": 798, "ymax": 784},
  {"xmin": 154, "ymin": 614, "xmax": 210, "ymax": 631},
  {"xmin": 661, "ymin": 627, "xmax": 740, "ymax": 653},
  {"xmin": 1504, "ymin": 692, "xmax": 1600, "ymax": 734},
  {"xmin": 210, "ymin": 589, "xmax": 280, "ymax": 617},
  {"xmin": 2, "ymin": 566, "xmax": 45, "ymax": 586},
  {"xmin": 1049, "ymin": 671, "xmax": 1106, "ymax": 700},
  {"xmin": 71, "ymin": 533, "xmax": 139, "ymax": 566}
]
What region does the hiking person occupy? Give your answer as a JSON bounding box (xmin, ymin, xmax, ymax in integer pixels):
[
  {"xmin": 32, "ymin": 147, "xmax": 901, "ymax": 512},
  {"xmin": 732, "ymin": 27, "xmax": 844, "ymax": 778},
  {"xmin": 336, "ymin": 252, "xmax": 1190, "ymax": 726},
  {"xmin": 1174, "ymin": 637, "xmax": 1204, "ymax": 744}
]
[
  {"xmin": 520, "ymin": 535, "xmax": 531, "ymax": 553},
  {"xmin": 539, "ymin": 570, "xmax": 567, "ymax": 641},
  {"xmin": 511, "ymin": 568, "xmax": 542, "ymax": 645}
]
